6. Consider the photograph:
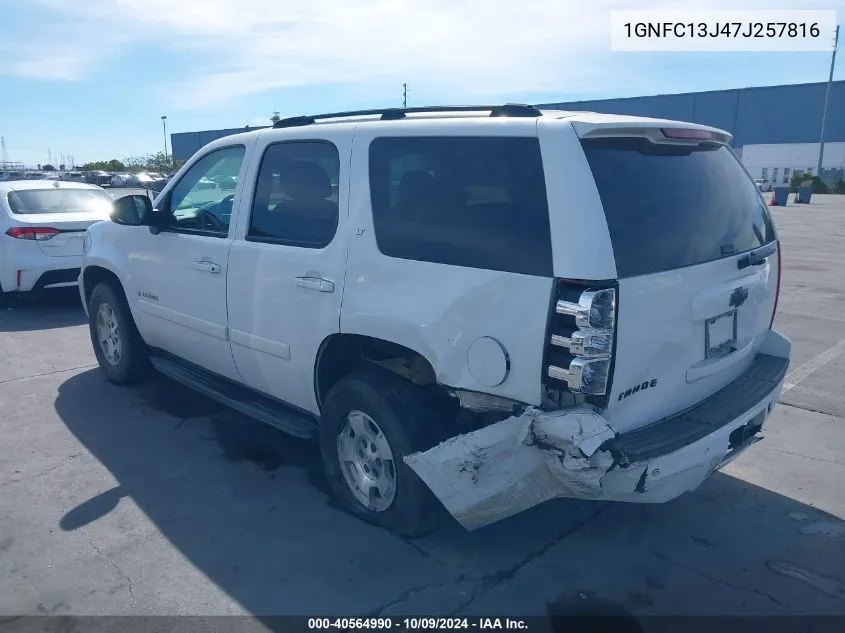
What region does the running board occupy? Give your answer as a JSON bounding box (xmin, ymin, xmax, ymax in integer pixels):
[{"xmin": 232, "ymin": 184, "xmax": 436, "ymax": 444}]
[{"xmin": 149, "ymin": 354, "xmax": 318, "ymax": 439}]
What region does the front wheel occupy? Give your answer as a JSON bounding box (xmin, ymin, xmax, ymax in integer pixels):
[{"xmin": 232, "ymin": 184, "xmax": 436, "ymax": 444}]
[
  {"xmin": 320, "ymin": 370, "xmax": 450, "ymax": 537},
  {"xmin": 87, "ymin": 282, "xmax": 148, "ymax": 384}
]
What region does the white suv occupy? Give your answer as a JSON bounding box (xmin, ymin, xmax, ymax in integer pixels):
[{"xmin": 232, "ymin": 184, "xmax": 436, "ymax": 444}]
[{"xmin": 80, "ymin": 104, "xmax": 791, "ymax": 536}]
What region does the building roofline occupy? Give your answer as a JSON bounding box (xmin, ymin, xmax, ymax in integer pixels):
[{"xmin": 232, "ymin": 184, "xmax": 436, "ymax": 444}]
[{"xmin": 538, "ymin": 80, "xmax": 845, "ymax": 106}]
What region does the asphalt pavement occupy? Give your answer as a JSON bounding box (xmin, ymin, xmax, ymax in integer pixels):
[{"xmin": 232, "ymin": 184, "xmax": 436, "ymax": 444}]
[{"xmin": 1, "ymin": 194, "xmax": 844, "ymax": 626}]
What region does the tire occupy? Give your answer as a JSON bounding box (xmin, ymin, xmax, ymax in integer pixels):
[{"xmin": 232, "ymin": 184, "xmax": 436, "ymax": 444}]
[
  {"xmin": 320, "ymin": 370, "xmax": 451, "ymax": 537},
  {"xmin": 87, "ymin": 282, "xmax": 148, "ymax": 384}
]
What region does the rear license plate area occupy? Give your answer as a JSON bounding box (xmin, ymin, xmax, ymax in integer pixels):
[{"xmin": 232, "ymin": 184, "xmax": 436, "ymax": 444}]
[{"xmin": 705, "ymin": 310, "xmax": 737, "ymax": 359}]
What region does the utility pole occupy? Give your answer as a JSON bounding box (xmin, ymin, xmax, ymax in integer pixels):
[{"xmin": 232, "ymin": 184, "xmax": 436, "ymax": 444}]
[
  {"xmin": 1, "ymin": 137, "xmax": 7, "ymax": 166},
  {"xmin": 817, "ymin": 24, "xmax": 839, "ymax": 178},
  {"xmin": 161, "ymin": 115, "xmax": 169, "ymax": 166},
  {"xmin": 48, "ymin": 148, "xmax": 52, "ymax": 165},
  {"xmin": 403, "ymin": 83, "xmax": 408, "ymax": 108}
]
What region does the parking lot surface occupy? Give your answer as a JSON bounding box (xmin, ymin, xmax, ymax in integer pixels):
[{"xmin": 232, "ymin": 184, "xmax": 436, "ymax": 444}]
[{"xmin": 1, "ymin": 195, "xmax": 844, "ymax": 622}]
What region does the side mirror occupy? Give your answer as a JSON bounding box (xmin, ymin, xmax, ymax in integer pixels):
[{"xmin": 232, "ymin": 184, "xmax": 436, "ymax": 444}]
[{"xmin": 110, "ymin": 194, "xmax": 152, "ymax": 227}]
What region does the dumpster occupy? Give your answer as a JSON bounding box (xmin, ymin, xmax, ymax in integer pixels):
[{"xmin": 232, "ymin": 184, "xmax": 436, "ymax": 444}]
[
  {"xmin": 771, "ymin": 186, "xmax": 789, "ymax": 206},
  {"xmin": 797, "ymin": 186, "xmax": 812, "ymax": 204}
]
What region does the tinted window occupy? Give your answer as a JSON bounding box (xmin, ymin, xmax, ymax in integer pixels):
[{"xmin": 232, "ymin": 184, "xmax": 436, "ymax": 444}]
[
  {"xmin": 247, "ymin": 141, "xmax": 340, "ymax": 249},
  {"xmin": 369, "ymin": 137, "xmax": 552, "ymax": 276},
  {"xmin": 166, "ymin": 146, "xmax": 245, "ymax": 236},
  {"xmin": 582, "ymin": 138, "xmax": 776, "ymax": 278},
  {"xmin": 7, "ymin": 188, "xmax": 112, "ymax": 215}
]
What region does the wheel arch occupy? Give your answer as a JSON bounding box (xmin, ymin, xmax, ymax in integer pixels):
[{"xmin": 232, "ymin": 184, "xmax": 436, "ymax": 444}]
[
  {"xmin": 314, "ymin": 333, "xmax": 441, "ymax": 411},
  {"xmin": 81, "ymin": 263, "xmax": 143, "ymax": 330}
]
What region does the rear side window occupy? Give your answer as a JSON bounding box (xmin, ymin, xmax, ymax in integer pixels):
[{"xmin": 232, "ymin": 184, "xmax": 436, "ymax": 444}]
[
  {"xmin": 7, "ymin": 188, "xmax": 112, "ymax": 215},
  {"xmin": 368, "ymin": 136, "xmax": 553, "ymax": 276},
  {"xmin": 581, "ymin": 138, "xmax": 775, "ymax": 278},
  {"xmin": 248, "ymin": 141, "xmax": 340, "ymax": 249}
]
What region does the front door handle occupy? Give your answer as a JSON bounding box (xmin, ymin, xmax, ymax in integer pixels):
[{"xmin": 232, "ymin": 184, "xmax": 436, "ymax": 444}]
[
  {"xmin": 194, "ymin": 260, "xmax": 222, "ymax": 274},
  {"xmin": 296, "ymin": 276, "xmax": 335, "ymax": 293}
]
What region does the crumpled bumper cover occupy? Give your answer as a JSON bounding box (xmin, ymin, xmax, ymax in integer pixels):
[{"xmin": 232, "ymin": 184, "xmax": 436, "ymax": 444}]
[{"xmin": 405, "ymin": 332, "xmax": 791, "ymax": 531}]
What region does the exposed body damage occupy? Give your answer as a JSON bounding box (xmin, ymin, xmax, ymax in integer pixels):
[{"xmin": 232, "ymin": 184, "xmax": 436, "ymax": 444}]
[
  {"xmin": 405, "ymin": 371, "xmax": 784, "ymax": 530},
  {"xmin": 405, "ymin": 407, "xmax": 617, "ymax": 530}
]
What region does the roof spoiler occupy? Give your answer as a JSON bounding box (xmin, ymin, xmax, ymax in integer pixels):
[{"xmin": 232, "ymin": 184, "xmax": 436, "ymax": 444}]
[{"xmin": 575, "ymin": 124, "xmax": 732, "ymax": 146}]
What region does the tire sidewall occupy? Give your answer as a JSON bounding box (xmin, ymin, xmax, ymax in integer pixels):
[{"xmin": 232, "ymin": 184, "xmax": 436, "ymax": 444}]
[
  {"xmin": 320, "ymin": 373, "xmax": 440, "ymax": 534},
  {"xmin": 88, "ymin": 283, "xmax": 139, "ymax": 384}
]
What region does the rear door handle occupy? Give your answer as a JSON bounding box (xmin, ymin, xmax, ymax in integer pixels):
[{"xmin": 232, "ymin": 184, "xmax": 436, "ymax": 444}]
[
  {"xmin": 194, "ymin": 260, "xmax": 222, "ymax": 274},
  {"xmin": 296, "ymin": 276, "xmax": 335, "ymax": 293}
]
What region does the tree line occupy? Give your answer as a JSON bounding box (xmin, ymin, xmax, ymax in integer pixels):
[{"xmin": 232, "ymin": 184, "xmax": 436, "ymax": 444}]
[{"xmin": 79, "ymin": 151, "xmax": 185, "ymax": 174}]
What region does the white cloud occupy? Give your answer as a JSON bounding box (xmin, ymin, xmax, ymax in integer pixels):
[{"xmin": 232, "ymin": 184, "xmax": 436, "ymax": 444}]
[{"xmin": 4, "ymin": 0, "xmax": 843, "ymax": 107}]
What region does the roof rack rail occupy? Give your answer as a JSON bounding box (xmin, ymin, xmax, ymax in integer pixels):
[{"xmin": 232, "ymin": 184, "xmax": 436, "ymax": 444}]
[{"xmin": 273, "ymin": 103, "xmax": 542, "ymax": 128}]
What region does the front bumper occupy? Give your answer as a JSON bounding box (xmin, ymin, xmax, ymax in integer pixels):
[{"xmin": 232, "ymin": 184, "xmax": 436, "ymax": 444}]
[{"xmin": 405, "ymin": 330, "xmax": 791, "ymax": 531}]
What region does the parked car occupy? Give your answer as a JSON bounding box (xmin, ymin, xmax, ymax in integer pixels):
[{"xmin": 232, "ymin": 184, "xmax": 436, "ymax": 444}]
[
  {"xmin": 134, "ymin": 173, "xmax": 156, "ymax": 187},
  {"xmin": 110, "ymin": 173, "xmax": 136, "ymax": 187},
  {"xmin": 85, "ymin": 171, "xmax": 114, "ymax": 187},
  {"xmin": 1, "ymin": 181, "xmax": 113, "ymax": 304},
  {"xmin": 213, "ymin": 174, "xmax": 238, "ymax": 190},
  {"xmin": 80, "ymin": 104, "xmax": 791, "ymax": 537},
  {"xmin": 60, "ymin": 171, "xmax": 87, "ymax": 183},
  {"xmin": 754, "ymin": 179, "xmax": 773, "ymax": 192}
]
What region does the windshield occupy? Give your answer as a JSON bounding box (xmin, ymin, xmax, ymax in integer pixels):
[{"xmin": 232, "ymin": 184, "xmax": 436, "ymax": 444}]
[
  {"xmin": 7, "ymin": 188, "xmax": 113, "ymax": 215},
  {"xmin": 581, "ymin": 138, "xmax": 776, "ymax": 278}
]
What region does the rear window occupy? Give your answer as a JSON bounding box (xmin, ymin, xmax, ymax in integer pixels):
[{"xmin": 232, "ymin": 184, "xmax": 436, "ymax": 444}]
[
  {"xmin": 369, "ymin": 136, "xmax": 553, "ymax": 276},
  {"xmin": 7, "ymin": 188, "xmax": 113, "ymax": 215},
  {"xmin": 581, "ymin": 138, "xmax": 776, "ymax": 278}
]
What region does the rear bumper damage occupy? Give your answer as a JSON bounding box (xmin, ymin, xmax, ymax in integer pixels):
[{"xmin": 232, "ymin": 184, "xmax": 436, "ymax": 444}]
[{"xmin": 405, "ymin": 331, "xmax": 791, "ymax": 531}]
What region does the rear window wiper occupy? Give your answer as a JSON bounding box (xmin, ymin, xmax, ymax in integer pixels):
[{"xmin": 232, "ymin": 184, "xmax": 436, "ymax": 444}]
[{"xmin": 737, "ymin": 242, "xmax": 777, "ymax": 269}]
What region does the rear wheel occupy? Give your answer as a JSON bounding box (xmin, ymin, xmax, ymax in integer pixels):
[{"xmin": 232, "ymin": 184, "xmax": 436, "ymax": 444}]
[
  {"xmin": 320, "ymin": 370, "xmax": 450, "ymax": 537},
  {"xmin": 87, "ymin": 282, "xmax": 148, "ymax": 384}
]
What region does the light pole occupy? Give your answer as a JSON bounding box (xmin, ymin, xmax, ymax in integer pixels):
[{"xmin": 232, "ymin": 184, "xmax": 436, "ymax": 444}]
[
  {"xmin": 817, "ymin": 25, "xmax": 839, "ymax": 177},
  {"xmin": 161, "ymin": 115, "xmax": 169, "ymax": 167}
]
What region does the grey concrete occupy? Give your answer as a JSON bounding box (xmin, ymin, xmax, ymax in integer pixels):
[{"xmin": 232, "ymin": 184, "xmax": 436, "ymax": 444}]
[{"xmin": 1, "ymin": 196, "xmax": 845, "ymax": 622}]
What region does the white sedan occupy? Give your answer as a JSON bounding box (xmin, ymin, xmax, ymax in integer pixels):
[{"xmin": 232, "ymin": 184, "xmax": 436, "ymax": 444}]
[{"xmin": 1, "ymin": 180, "xmax": 114, "ymax": 304}]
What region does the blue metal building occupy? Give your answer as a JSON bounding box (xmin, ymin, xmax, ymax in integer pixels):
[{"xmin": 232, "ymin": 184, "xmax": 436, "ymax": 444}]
[
  {"xmin": 170, "ymin": 81, "xmax": 845, "ymax": 160},
  {"xmin": 171, "ymin": 126, "xmax": 268, "ymax": 162}
]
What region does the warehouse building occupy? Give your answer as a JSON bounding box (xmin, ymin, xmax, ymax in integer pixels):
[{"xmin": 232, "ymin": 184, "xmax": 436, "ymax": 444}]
[{"xmin": 171, "ymin": 80, "xmax": 845, "ymax": 183}]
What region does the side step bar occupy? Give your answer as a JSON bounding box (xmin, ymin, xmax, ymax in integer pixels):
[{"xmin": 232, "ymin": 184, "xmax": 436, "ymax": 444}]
[{"xmin": 149, "ymin": 353, "xmax": 318, "ymax": 439}]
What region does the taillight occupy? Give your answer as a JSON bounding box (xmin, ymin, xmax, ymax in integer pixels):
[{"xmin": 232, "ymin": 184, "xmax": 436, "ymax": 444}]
[
  {"xmin": 5, "ymin": 227, "xmax": 60, "ymax": 240},
  {"xmin": 770, "ymin": 241, "xmax": 781, "ymax": 329},
  {"xmin": 547, "ymin": 284, "xmax": 617, "ymax": 397}
]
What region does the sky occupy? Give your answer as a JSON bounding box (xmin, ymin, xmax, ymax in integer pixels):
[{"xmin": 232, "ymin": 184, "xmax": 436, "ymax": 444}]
[{"xmin": 0, "ymin": 0, "xmax": 843, "ymax": 167}]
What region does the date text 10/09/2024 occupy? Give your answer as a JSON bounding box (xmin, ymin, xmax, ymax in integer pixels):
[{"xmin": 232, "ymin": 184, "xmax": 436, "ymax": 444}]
[{"xmin": 307, "ymin": 618, "xmax": 529, "ymax": 631}]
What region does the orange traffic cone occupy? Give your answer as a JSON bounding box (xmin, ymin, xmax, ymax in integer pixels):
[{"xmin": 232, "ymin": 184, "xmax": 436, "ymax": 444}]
[{"xmin": 769, "ymin": 197, "xmax": 777, "ymax": 206}]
